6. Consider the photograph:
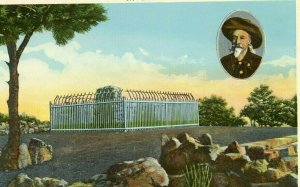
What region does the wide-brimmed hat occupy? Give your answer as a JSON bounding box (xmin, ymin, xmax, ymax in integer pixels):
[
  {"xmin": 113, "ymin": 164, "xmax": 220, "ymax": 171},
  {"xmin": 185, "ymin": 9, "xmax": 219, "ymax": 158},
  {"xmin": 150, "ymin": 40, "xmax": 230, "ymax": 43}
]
[{"xmin": 222, "ymin": 17, "xmax": 263, "ymax": 49}]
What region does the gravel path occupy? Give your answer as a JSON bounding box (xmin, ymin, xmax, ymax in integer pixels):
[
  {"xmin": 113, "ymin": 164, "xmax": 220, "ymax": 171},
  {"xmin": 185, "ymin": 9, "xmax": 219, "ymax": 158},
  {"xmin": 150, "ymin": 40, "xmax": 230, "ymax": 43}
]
[{"xmin": 0, "ymin": 126, "xmax": 297, "ymax": 186}]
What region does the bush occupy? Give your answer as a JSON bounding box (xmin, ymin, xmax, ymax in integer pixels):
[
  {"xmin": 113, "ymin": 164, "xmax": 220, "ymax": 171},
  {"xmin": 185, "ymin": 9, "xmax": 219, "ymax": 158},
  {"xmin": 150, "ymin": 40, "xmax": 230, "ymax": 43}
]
[{"xmin": 0, "ymin": 112, "xmax": 8, "ymax": 123}]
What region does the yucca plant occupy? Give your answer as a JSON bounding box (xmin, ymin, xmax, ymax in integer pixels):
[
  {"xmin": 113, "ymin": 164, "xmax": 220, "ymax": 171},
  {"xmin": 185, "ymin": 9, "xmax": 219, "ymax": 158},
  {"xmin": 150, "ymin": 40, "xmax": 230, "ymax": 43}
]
[{"xmin": 184, "ymin": 163, "xmax": 212, "ymax": 187}]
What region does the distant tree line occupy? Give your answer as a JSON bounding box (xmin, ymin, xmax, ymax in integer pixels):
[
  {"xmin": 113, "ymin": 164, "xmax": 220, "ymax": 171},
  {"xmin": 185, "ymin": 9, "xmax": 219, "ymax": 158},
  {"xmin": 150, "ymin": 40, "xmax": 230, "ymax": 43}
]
[
  {"xmin": 198, "ymin": 84, "xmax": 297, "ymax": 127},
  {"xmin": 0, "ymin": 112, "xmax": 42, "ymax": 124}
]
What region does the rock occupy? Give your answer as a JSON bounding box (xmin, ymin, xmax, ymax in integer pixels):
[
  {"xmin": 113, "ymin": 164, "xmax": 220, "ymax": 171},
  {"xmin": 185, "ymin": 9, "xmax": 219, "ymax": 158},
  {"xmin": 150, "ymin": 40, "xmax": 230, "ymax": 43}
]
[
  {"xmin": 224, "ymin": 141, "xmax": 245, "ymax": 155},
  {"xmin": 33, "ymin": 177, "xmax": 43, "ymax": 187},
  {"xmin": 96, "ymin": 85, "xmax": 122, "ymax": 100},
  {"xmin": 214, "ymin": 153, "xmax": 250, "ymax": 173},
  {"xmin": 68, "ymin": 182, "xmax": 93, "ymax": 187},
  {"xmin": 198, "ymin": 133, "xmax": 213, "ymax": 145},
  {"xmin": 168, "ymin": 174, "xmax": 185, "ymax": 187},
  {"xmin": 282, "ymin": 156, "xmax": 298, "ymax": 171},
  {"xmin": 250, "ymin": 182, "xmax": 279, "ymax": 187},
  {"xmin": 160, "ymin": 137, "xmax": 181, "ymax": 156},
  {"xmin": 107, "ymin": 157, "xmax": 169, "ymax": 187},
  {"xmin": 18, "ymin": 143, "xmax": 32, "ymax": 169},
  {"xmin": 7, "ymin": 173, "xmax": 35, "ymax": 187},
  {"xmin": 246, "ymin": 146, "xmax": 265, "ymax": 160},
  {"xmin": 28, "ymin": 138, "xmax": 53, "ymax": 164},
  {"xmin": 279, "ymin": 173, "xmax": 298, "ymax": 187},
  {"xmin": 265, "ymin": 168, "xmax": 286, "ymax": 182},
  {"xmin": 88, "ymin": 174, "xmax": 111, "ymax": 187},
  {"xmin": 211, "ymin": 172, "xmax": 229, "ymax": 187},
  {"xmin": 264, "ymin": 150, "xmax": 280, "ymax": 161},
  {"xmin": 268, "ymin": 158, "xmax": 289, "ymax": 172},
  {"xmin": 42, "ymin": 177, "xmax": 68, "ymax": 187},
  {"xmin": 160, "ymin": 132, "xmax": 219, "ymax": 175},
  {"xmin": 161, "ymin": 134, "xmax": 170, "ymax": 147},
  {"xmin": 245, "ymin": 159, "xmax": 269, "ymax": 183}
]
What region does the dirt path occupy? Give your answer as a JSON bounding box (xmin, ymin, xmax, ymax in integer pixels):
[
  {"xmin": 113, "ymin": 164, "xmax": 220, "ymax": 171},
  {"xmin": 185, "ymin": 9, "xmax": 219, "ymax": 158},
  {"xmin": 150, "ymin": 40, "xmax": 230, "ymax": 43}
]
[{"xmin": 0, "ymin": 126, "xmax": 297, "ymax": 186}]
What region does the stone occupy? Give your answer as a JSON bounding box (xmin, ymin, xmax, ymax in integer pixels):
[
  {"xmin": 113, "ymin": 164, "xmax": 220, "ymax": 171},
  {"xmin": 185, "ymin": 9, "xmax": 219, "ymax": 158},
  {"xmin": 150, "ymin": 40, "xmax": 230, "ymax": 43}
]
[
  {"xmin": 279, "ymin": 173, "xmax": 298, "ymax": 187},
  {"xmin": 224, "ymin": 141, "xmax": 245, "ymax": 155},
  {"xmin": 42, "ymin": 177, "xmax": 68, "ymax": 187},
  {"xmin": 246, "ymin": 146, "xmax": 265, "ymax": 160},
  {"xmin": 160, "ymin": 132, "xmax": 219, "ymax": 175},
  {"xmin": 211, "ymin": 172, "xmax": 229, "ymax": 187},
  {"xmin": 250, "ymin": 182, "xmax": 279, "ymax": 187},
  {"xmin": 161, "ymin": 134, "xmax": 170, "ymax": 147},
  {"xmin": 18, "ymin": 143, "xmax": 32, "ymax": 169},
  {"xmin": 28, "ymin": 138, "xmax": 53, "ymax": 164},
  {"xmin": 198, "ymin": 133, "xmax": 213, "ymax": 145},
  {"xmin": 282, "ymin": 156, "xmax": 298, "ymax": 171},
  {"xmin": 0, "ymin": 129, "xmax": 9, "ymax": 135},
  {"xmin": 33, "ymin": 177, "xmax": 43, "ymax": 187},
  {"xmin": 268, "ymin": 158, "xmax": 289, "ymax": 172},
  {"xmin": 88, "ymin": 174, "xmax": 111, "ymax": 187},
  {"xmin": 265, "ymin": 168, "xmax": 286, "ymax": 182},
  {"xmin": 96, "ymin": 85, "xmax": 122, "ymax": 100},
  {"xmin": 264, "ymin": 150, "xmax": 280, "ymax": 162},
  {"xmin": 68, "ymin": 182, "xmax": 94, "ymax": 187},
  {"xmin": 7, "ymin": 173, "xmax": 35, "ymax": 187},
  {"xmin": 245, "ymin": 159, "xmax": 269, "ymax": 183},
  {"xmin": 214, "ymin": 153, "xmax": 250, "ymax": 172},
  {"xmin": 107, "ymin": 157, "xmax": 169, "ymax": 187}
]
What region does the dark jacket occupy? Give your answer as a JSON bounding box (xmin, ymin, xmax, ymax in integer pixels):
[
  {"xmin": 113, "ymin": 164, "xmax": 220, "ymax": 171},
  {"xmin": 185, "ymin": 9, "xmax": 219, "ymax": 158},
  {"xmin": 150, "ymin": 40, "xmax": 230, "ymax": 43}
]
[{"xmin": 220, "ymin": 51, "xmax": 262, "ymax": 79}]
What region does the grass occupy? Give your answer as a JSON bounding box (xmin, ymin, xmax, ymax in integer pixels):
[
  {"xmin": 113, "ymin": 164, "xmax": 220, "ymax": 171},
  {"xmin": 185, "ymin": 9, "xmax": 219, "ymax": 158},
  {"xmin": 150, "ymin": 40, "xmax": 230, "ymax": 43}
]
[{"xmin": 184, "ymin": 163, "xmax": 212, "ymax": 187}]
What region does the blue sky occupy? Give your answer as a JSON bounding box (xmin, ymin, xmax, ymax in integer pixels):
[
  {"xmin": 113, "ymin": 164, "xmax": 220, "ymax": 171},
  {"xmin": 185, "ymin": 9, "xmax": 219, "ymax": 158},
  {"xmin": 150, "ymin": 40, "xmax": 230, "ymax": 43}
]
[{"xmin": 0, "ymin": 1, "xmax": 296, "ymax": 119}]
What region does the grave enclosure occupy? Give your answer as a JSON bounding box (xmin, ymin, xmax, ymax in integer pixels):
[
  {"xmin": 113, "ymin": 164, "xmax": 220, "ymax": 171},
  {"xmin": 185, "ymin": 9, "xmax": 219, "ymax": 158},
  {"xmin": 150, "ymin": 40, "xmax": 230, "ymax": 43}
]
[{"xmin": 50, "ymin": 86, "xmax": 199, "ymax": 131}]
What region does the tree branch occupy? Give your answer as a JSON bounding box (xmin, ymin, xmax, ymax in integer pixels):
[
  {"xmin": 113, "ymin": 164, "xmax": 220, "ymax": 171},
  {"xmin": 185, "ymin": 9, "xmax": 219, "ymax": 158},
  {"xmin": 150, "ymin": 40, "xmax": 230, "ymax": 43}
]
[
  {"xmin": 16, "ymin": 5, "xmax": 53, "ymax": 61},
  {"xmin": 16, "ymin": 32, "xmax": 34, "ymax": 60}
]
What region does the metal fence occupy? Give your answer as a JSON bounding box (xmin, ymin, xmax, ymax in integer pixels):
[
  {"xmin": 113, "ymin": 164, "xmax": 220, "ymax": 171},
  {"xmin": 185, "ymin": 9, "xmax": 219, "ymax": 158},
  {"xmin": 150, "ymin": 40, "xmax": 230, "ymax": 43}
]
[{"xmin": 50, "ymin": 89, "xmax": 199, "ymax": 131}]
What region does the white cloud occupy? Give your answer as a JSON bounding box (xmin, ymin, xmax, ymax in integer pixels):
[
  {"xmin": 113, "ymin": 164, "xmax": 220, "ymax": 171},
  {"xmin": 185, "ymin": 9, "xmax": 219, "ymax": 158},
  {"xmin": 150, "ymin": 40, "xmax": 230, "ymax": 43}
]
[
  {"xmin": 263, "ymin": 55, "xmax": 296, "ymax": 67},
  {"xmin": 0, "ymin": 43, "xmax": 296, "ymax": 120},
  {"xmin": 139, "ymin": 47, "xmax": 150, "ymax": 56}
]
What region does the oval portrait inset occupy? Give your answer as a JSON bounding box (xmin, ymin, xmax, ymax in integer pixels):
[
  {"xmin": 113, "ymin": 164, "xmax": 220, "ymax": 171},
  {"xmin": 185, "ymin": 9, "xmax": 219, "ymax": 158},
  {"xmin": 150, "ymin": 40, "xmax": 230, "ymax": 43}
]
[{"xmin": 217, "ymin": 10, "xmax": 265, "ymax": 79}]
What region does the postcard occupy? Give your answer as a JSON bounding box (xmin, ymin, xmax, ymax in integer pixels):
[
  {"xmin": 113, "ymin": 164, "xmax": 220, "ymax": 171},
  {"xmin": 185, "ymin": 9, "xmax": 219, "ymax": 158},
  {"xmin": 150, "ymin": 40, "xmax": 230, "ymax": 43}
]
[{"xmin": 0, "ymin": 1, "xmax": 298, "ymax": 187}]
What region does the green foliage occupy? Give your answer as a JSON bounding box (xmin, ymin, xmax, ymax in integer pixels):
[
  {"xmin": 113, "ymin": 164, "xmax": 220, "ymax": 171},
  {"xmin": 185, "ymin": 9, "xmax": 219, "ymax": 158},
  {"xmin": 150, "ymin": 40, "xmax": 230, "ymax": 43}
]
[
  {"xmin": 241, "ymin": 85, "xmax": 297, "ymax": 127},
  {"xmin": 198, "ymin": 95, "xmax": 246, "ymax": 126},
  {"xmin": 0, "ymin": 113, "xmax": 8, "ymax": 123},
  {"xmin": 0, "ymin": 4, "xmax": 107, "ymax": 45},
  {"xmin": 184, "ymin": 163, "xmax": 212, "ymax": 187},
  {"xmin": 19, "ymin": 113, "xmax": 41, "ymax": 124}
]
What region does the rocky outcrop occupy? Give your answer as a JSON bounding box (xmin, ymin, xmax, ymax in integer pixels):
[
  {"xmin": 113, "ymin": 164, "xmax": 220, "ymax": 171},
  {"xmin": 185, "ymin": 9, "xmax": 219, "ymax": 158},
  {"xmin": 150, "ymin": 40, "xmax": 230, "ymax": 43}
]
[
  {"xmin": 106, "ymin": 157, "xmax": 169, "ymax": 187},
  {"xmin": 0, "ymin": 121, "xmax": 50, "ymax": 136},
  {"xmin": 28, "ymin": 138, "xmax": 53, "ymax": 165}
]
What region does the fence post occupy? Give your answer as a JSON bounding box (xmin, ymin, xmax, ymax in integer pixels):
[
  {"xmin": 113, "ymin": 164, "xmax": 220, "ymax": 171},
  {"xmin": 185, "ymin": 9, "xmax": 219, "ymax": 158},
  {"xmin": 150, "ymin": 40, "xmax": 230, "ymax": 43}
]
[
  {"xmin": 123, "ymin": 99, "xmax": 128, "ymax": 131},
  {"xmin": 50, "ymin": 102, "xmax": 52, "ymax": 131}
]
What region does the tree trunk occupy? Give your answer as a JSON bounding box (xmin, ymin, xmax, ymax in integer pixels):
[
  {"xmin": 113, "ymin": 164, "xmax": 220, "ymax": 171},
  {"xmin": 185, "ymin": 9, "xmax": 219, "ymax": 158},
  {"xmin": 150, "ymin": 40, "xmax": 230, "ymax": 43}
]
[{"xmin": 0, "ymin": 43, "xmax": 20, "ymax": 170}]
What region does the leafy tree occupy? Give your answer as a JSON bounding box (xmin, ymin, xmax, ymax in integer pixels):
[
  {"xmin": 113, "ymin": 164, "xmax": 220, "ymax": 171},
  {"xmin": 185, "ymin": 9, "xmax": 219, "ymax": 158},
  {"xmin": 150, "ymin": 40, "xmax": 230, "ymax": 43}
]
[
  {"xmin": 198, "ymin": 95, "xmax": 246, "ymax": 127},
  {"xmin": 0, "ymin": 5, "xmax": 107, "ymax": 170},
  {"xmin": 241, "ymin": 85, "xmax": 297, "ymax": 127}
]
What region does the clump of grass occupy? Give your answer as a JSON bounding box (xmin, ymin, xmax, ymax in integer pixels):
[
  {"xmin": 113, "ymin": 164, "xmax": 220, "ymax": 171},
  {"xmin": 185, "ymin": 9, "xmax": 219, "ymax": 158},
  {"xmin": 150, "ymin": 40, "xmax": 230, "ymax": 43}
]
[{"xmin": 184, "ymin": 163, "xmax": 212, "ymax": 187}]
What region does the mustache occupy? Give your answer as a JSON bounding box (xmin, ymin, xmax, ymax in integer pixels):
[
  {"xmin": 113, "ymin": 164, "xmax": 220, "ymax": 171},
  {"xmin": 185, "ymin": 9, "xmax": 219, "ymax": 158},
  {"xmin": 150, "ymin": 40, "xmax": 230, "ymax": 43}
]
[{"xmin": 230, "ymin": 45, "xmax": 243, "ymax": 52}]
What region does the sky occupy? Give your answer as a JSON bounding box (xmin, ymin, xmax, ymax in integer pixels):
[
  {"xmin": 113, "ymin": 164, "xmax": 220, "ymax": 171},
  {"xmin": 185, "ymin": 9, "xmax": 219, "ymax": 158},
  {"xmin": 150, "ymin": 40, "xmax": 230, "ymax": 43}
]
[{"xmin": 0, "ymin": 1, "xmax": 297, "ymax": 120}]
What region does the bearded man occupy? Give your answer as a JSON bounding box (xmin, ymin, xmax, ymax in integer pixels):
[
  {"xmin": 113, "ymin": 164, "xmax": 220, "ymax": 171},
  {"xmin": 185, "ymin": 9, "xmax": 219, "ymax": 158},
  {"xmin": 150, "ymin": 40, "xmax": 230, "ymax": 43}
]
[{"xmin": 220, "ymin": 17, "xmax": 263, "ymax": 79}]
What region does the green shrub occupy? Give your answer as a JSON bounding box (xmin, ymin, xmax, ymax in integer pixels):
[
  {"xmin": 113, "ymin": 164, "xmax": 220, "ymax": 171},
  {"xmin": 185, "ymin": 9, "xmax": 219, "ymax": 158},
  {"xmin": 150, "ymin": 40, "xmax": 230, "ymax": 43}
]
[
  {"xmin": 184, "ymin": 163, "xmax": 212, "ymax": 187},
  {"xmin": 0, "ymin": 112, "xmax": 8, "ymax": 123}
]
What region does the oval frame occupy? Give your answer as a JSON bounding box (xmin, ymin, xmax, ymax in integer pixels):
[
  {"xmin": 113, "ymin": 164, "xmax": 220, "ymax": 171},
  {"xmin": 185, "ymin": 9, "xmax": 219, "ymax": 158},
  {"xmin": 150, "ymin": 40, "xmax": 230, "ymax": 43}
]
[{"xmin": 217, "ymin": 10, "xmax": 265, "ymax": 79}]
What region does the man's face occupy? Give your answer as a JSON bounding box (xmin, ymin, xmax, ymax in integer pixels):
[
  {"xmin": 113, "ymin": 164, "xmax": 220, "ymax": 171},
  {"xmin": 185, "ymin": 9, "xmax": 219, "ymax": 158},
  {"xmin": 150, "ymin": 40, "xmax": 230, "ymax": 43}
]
[{"xmin": 232, "ymin": 29, "xmax": 251, "ymax": 50}]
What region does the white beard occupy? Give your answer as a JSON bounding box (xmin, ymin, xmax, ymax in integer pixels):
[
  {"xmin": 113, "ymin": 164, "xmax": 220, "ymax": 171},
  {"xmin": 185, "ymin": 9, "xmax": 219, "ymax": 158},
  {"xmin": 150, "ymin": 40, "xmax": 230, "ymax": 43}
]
[{"xmin": 233, "ymin": 47, "xmax": 243, "ymax": 58}]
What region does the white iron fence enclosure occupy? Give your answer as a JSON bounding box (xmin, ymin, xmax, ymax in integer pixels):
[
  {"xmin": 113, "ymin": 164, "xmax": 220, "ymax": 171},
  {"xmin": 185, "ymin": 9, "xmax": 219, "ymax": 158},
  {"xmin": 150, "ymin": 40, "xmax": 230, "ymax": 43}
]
[{"xmin": 50, "ymin": 90, "xmax": 199, "ymax": 131}]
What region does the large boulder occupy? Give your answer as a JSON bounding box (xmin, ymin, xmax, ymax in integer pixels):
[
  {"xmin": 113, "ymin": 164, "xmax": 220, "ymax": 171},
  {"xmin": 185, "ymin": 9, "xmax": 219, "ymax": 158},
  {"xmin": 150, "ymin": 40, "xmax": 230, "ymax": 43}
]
[
  {"xmin": 28, "ymin": 138, "xmax": 53, "ymax": 165},
  {"xmin": 96, "ymin": 85, "xmax": 122, "ymax": 100},
  {"xmin": 18, "ymin": 143, "xmax": 32, "ymax": 169},
  {"xmin": 160, "ymin": 133, "xmax": 219, "ymax": 175},
  {"xmin": 8, "ymin": 173, "xmax": 34, "ymax": 187},
  {"xmin": 107, "ymin": 157, "xmax": 169, "ymax": 187}
]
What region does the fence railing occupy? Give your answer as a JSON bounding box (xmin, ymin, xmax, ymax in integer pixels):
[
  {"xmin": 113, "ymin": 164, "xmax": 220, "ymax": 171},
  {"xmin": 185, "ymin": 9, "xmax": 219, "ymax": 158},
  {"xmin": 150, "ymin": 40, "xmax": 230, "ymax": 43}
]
[{"xmin": 50, "ymin": 98, "xmax": 199, "ymax": 131}]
